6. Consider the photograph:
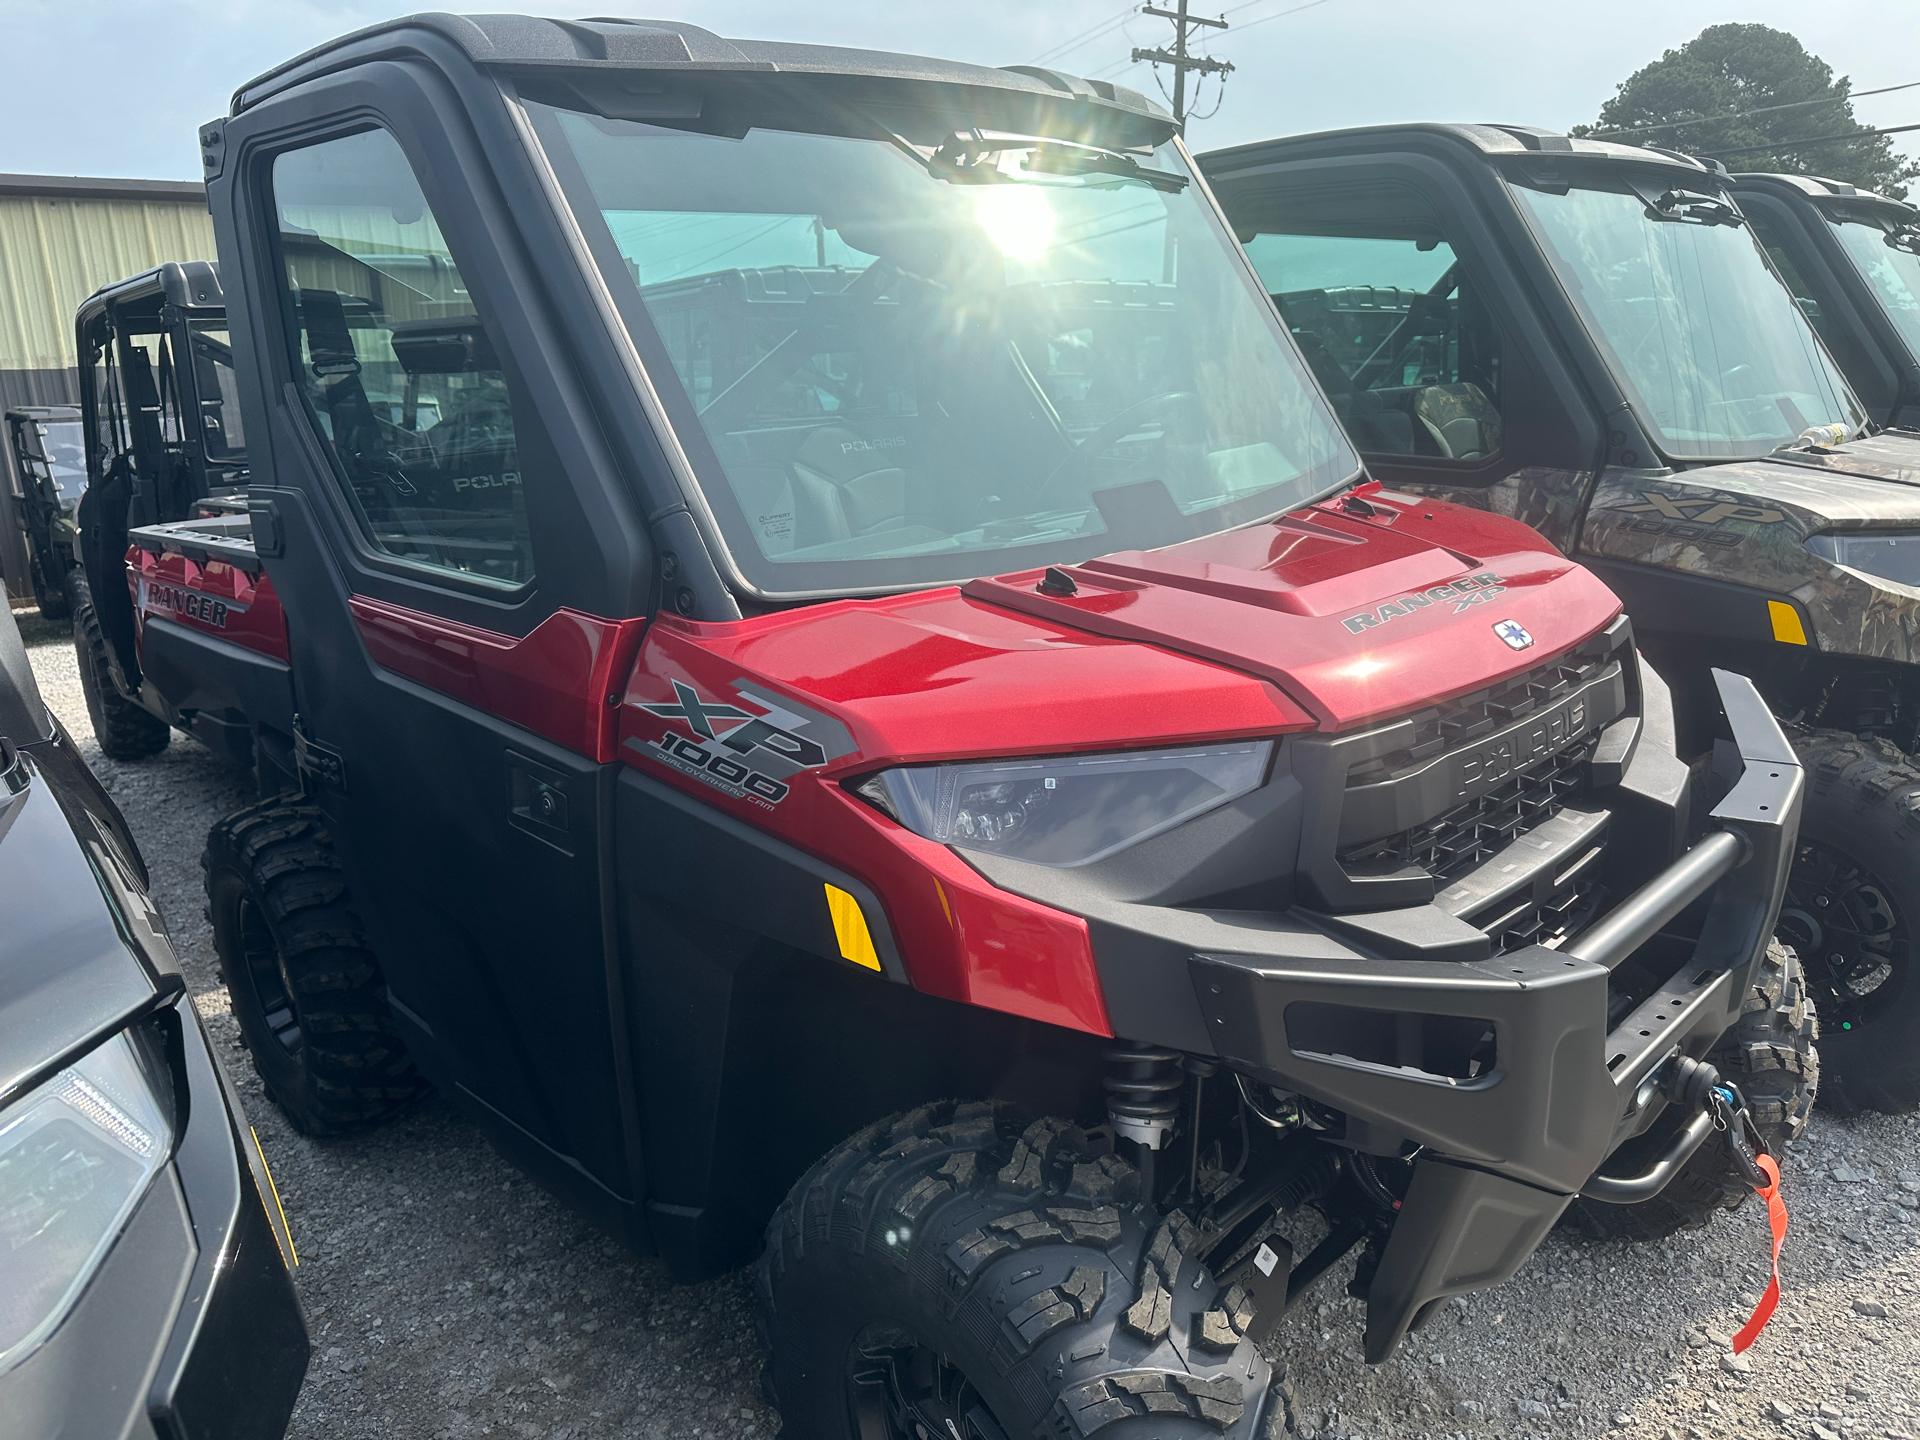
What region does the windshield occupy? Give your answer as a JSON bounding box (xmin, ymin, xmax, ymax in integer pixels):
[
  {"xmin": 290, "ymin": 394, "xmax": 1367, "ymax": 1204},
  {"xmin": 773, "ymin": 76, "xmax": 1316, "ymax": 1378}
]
[
  {"xmin": 1510, "ymin": 177, "xmax": 1864, "ymax": 459},
  {"xmin": 1830, "ymin": 213, "xmax": 1920, "ymax": 364},
  {"xmin": 31, "ymin": 420, "xmax": 86, "ymax": 502},
  {"xmin": 528, "ymin": 104, "xmax": 1356, "ymax": 595}
]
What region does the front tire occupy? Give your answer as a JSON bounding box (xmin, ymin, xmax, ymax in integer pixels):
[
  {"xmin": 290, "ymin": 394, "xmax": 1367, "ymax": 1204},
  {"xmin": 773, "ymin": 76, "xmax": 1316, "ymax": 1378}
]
[
  {"xmin": 1567, "ymin": 941, "xmax": 1817, "ymax": 1242},
  {"xmin": 758, "ymin": 1102, "xmax": 1276, "ymax": 1440},
  {"xmin": 1777, "ymin": 730, "xmax": 1920, "ymax": 1113},
  {"xmin": 204, "ymin": 799, "xmax": 427, "ymax": 1135},
  {"xmin": 69, "ymin": 571, "xmax": 168, "ymax": 760}
]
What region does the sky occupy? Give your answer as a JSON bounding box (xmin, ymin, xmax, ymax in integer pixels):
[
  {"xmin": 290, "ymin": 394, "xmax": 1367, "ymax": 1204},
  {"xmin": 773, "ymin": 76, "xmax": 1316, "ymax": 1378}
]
[{"xmin": 2, "ymin": 0, "xmax": 1917, "ymax": 182}]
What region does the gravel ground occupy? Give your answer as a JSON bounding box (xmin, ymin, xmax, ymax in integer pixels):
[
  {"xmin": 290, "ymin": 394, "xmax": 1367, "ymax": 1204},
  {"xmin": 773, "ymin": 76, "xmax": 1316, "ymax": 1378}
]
[{"xmin": 16, "ymin": 600, "xmax": 1920, "ymax": 1440}]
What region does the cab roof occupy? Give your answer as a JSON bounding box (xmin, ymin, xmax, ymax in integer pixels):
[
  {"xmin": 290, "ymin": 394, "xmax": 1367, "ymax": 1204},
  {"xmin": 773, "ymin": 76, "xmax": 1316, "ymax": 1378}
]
[
  {"xmin": 230, "ymin": 12, "xmax": 1173, "ymax": 146},
  {"xmin": 76, "ymin": 260, "xmax": 225, "ymax": 327},
  {"xmin": 1202, "ymin": 122, "xmax": 1726, "ymax": 181},
  {"xmin": 1728, "ymin": 170, "xmax": 1917, "ymax": 218}
]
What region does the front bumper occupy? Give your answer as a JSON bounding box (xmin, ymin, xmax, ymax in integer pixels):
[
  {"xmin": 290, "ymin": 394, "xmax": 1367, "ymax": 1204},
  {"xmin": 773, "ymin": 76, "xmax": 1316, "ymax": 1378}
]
[
  {"xmin": 0, "ymin": 1006, "xmax": 309, "ymax": 1440},
  {"xmin": 1194, "ymin": 668, "xmax": 1801, "ymax": 1358}
]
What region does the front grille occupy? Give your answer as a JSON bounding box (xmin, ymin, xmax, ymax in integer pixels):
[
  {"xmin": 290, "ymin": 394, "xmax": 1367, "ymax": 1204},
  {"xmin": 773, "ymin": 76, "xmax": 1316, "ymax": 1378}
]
[
  {"xmin": 1476, "ymin": 873, "xmax": 1604, "ymax": 952},
  {"xmin": 1346, "ymin": 649, "xmax": 1616, "ymax": 788},
  {"xmin": 1340, "ymin": 737, "xmax": 1595, "ymax": 888}
]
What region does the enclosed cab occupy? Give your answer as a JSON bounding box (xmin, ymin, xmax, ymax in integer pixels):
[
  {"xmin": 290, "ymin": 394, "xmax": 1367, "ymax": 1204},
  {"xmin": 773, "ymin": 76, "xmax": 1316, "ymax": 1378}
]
[
  {"xmin": 66, "ymin": 260, "xmax": 294, "ymax": 776},
  {"xmin": 134, "ymin": 19, "xmax": 1817, "ymax": 1431},
  {"xmin": 2, "ymin": 405, "xmax": 85, "ymax": 617},
  {"xmin": 1202, "ymin": 124, "xmax": 1920, "ymax": 1112},
  {"xmin": 1728, "ymin": 171, "xmax": 1920, "ymax": 429}
]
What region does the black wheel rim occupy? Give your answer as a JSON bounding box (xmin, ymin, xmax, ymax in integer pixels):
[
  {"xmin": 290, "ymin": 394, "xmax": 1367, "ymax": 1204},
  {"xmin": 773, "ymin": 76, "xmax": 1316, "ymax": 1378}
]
[
  {"xmin": 845, "ymin": 1328, "xmax": 1011, "ymax": 1440},
  {"xmin": 1778, "ymin": 840, "xmax": 1909, "ymax": 1032},
  {"xmin": 237, "ymin": 895, "xmax": 304, "ymax": 1057}
]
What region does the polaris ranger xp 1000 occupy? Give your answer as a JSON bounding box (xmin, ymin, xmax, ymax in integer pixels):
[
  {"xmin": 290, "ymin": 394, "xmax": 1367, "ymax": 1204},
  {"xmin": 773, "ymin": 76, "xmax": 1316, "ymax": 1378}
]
[
  {"xmin": 1203, "ymin": 124, "xmax": 1913, "ymax": 1114},
  {"xmin": 96, "ymin": 19, "xmax": 1810, "ymax": 1434},
  {"xmin": 1729, "ymin": 170, "xmax": 1920, "ymax": 430}
]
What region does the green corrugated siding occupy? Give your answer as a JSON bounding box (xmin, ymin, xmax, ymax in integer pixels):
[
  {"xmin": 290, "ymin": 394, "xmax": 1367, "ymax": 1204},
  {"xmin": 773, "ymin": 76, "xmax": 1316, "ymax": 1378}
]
[{"xmin": 0, "ymin": 193, "xmax": 217, "ymax": 371}]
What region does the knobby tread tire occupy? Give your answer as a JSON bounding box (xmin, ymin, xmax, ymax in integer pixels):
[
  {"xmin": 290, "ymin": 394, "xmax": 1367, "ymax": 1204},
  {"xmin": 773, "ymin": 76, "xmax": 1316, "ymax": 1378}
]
[
  {"xmin": 1567, "ymin": 941, "xmax": 1817, "ymax": 1242},
  {"xmin": 68, "ymin": 572, "xmax": 168, "ymax": 761},
  {"xmin": 203, "ymin": 799, "xmax": 427, "ymax": 1135},
  {"xmin": 756, "ymin": 1101, "xmax": 1276, "ymax": 1439},
  {"xmin": 1788, "ymin": 729, "xmax": 1920, "ymax": 1114}
]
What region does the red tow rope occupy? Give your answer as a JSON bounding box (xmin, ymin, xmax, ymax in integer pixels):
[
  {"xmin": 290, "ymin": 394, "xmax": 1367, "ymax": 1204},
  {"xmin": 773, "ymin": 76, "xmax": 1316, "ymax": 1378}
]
[{"xmin": 1730, "ymin": 1152, "xmax": 1787, "ymax": 1354}]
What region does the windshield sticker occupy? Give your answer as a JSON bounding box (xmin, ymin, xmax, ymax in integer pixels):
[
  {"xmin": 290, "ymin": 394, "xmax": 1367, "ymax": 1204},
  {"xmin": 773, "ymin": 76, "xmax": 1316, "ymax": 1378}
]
[
  {"xmin": 1343, "ymin": 573, "xmax": 1506, "ymax": 634},
  {"xmin": 627, "ymin": 678, "xmax": 855, "ymax": 810}
]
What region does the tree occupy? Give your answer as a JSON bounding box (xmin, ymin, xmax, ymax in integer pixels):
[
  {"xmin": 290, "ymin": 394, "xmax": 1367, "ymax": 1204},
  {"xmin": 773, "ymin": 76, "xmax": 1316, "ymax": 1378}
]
[{"xmin": 1572, "ymin": 24, "xmax": 1919, "ymax": 198}]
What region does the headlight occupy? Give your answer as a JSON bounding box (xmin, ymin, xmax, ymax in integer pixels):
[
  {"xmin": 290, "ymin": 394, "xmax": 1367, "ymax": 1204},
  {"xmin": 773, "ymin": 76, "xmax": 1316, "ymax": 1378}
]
[
  {"xmin": 0, "ymin": 1030, "xmax": 173, "ymax": 1374},
  {"xmin": 1805, "ymin": 531, "xmax": 1920, "ymax": 587},
  {"xmin": 856, "ymin": 741, "xmax": 1272, "ymax": 867}
]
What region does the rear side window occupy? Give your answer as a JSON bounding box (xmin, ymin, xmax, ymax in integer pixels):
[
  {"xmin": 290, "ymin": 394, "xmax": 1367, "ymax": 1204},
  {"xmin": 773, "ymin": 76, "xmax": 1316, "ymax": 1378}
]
[
  {"xmin": 272, "ymin": 128, "xmax": 533, "ymax": 586},
  {"xmin": 1241, "ymin": 205, "xmax": 1503, "ymax": 464}
]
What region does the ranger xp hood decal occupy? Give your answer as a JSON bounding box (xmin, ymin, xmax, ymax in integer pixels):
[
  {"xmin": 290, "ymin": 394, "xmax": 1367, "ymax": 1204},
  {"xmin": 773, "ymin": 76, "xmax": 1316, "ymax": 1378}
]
[
  {"xmin": 629, "ymin": 677, "xmax": 855, "ymax": 809},
  {"xmin": 1341, "ymin": 573, "xmax": 1507, "ymax": 634}
]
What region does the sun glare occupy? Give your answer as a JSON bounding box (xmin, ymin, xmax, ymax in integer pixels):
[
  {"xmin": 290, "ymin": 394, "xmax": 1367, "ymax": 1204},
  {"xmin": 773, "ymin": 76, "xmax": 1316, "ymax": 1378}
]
[{"xmin": 974, "ymin": 185, "xmax": 1056, "ymax": 260}]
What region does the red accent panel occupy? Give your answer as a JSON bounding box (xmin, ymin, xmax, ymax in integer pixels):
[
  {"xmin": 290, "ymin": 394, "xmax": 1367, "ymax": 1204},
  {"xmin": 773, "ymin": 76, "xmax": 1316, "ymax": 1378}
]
[
  {"xmin": 128, "ymin": 544, "xmax": 290, "ymax": 663},
  {"xmin": 351, "ymin": 597, "xmax": 645, "ymax": 761}
]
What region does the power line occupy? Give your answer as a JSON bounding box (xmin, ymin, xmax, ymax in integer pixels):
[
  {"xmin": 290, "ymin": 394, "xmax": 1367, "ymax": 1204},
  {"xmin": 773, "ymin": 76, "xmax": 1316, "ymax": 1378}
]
[
  {"xmin": 1593, "ymin": 78, "xmax": 1920, "ymax": 140},
  {"xmin": 1211, "ymin": 0, "xmax": 1335, "ymax": 42},
  {"xmin": 1698, "ymin": 120, "xmax": 1920, "ymax": 161},
  {"xmin": 1031, "ymin": 4, "xmax": 1142, "ymax": 66}
]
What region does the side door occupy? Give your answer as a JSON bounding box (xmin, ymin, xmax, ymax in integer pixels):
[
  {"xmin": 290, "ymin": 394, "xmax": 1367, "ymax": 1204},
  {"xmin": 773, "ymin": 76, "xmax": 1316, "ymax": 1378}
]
[
  {"xmin": 1206, "ymin": 153, "xmax": 1603, "ymax": 551},
  {"xmin": 224, "ymin": 106, "xmax": 652, "ymax": 1236}
]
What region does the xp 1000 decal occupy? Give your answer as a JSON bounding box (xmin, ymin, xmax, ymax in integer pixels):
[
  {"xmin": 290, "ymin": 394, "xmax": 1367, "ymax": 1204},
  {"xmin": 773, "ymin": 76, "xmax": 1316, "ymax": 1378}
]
[{"xmin": 627, "ymin": 677, "xmax": 856, "ymax": 809}]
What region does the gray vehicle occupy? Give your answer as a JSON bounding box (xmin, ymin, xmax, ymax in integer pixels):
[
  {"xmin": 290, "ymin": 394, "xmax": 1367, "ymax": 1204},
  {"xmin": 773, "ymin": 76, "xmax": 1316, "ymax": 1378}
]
[
  {"xmin": 1202, "ymin": 124, "xmax": 1919, "ymax": 1114},
  {"xmin": 0, "ymin": 602, "xmax": 308, "ymax": 1437}
]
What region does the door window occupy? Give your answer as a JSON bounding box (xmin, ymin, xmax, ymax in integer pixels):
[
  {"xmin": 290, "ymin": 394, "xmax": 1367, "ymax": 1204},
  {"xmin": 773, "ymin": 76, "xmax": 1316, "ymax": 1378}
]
[
  {"xmin": 1242, "ymin": 204, "xmax": 1502, "ymax": 463},
  {"xmin": 272, "ymin": 128, "xmax": 533, "ymax": 586}
]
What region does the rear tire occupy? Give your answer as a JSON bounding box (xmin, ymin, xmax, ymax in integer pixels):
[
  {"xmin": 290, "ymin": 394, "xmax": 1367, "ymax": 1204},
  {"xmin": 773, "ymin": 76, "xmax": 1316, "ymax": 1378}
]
[
  {"xmin": 33, "ymin": 566, "xmax": 70, "ymax": 621},
  {"xmin": 1778, "ymin": 730, "xmax": 1920, "ymax": 1113},
  {"xmin": 69, "ymin": 572, "xmax": 168, "ymax": 760},
  {"xmin": 1566, "ymin": 941, "xmax": 1817, "ymax": 1242},
  {"xmin": 758, "ymin": 1102, "xmax": 1278, "ymax": 1439},
  {"xmin": 204, "ymin": 799, "xmax": 427, "ymax": 1135}
]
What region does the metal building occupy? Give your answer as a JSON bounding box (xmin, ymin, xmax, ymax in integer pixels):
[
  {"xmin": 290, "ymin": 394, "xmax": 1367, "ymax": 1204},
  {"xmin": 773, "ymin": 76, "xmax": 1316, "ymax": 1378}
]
[{"xmin": 1, "ymin": 172, "xmax": 214, "ymax": 598}]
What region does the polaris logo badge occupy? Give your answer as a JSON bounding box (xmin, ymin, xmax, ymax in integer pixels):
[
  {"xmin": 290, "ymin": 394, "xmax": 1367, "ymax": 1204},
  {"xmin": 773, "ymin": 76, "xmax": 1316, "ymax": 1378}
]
[
  {"xmin": 1342, "ymin": 573, "xmax": 1506, "ymax": 635},
  {"xmin": 628, "ymin": 677, "xmax": 856, "ymax": 811},
  {"xmin": 1493, "ymin": 619, "xmax": 1534, "ymax": 650}
]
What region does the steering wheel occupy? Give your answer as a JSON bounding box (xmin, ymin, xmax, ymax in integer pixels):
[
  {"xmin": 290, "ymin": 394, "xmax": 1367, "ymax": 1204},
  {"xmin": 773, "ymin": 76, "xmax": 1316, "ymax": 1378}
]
[{"xmin": 1034, "ymin": 391, "xmax": 1201, "ymax": 508}]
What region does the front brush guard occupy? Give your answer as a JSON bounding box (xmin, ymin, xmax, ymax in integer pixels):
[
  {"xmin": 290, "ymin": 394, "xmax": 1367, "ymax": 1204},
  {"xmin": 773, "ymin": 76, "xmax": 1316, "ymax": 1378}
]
[{"xmin": 1191, "ymin": 670, "xmax": 1801, "ymax": 1360}]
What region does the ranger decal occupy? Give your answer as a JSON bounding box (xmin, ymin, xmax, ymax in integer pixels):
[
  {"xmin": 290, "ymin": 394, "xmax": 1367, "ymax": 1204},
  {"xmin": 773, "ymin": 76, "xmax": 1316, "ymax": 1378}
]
[
  {"xmin": 140, "ymin": 576, "xmax": 248, "ymax": 629},
  {"xmin": 1343, "ymin": 573, "xmax": 1507, "ymax": 635}
]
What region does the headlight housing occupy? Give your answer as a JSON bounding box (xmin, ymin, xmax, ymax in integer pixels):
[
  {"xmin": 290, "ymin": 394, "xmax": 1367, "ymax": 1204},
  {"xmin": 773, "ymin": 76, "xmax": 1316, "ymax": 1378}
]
[
  {"xmin": 0, "ymin": 1029, "xmax": 174, "ymax": 1375},
  {"xmin": 1805, "ymin": 531, "xmax": 1920, "ymax": 588},
  {"xmin": 856, "ymin": 740, "xmax": 1272, "ymax": 867}
]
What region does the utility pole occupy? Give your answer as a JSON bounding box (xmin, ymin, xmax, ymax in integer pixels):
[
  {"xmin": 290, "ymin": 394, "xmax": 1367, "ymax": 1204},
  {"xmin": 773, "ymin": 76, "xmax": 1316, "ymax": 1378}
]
[{"xmin": 1132, "ymin": 2, "xmax": 1232, "ymax": 127}]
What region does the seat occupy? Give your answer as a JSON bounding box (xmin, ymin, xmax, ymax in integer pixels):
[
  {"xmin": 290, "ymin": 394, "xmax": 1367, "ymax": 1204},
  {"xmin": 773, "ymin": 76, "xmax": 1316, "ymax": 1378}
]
[
  {"xmin": 789, "ymin": 424, "xmax": 913, "ymax": 547},
  {"xmin": 1413, "ymin": 382, "xmax": 1502, "ymax": 461},
  {"xmin": 1291, "ymin": 331, "xmax": 1414, "ymax": 455}
]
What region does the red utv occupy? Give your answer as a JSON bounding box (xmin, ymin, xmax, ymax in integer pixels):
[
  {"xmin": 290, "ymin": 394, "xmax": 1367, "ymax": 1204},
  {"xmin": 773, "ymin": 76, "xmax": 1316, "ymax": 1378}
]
[{"xmin": 77, "ymin": 16, "xmax": 1810, "ymax": 1437}]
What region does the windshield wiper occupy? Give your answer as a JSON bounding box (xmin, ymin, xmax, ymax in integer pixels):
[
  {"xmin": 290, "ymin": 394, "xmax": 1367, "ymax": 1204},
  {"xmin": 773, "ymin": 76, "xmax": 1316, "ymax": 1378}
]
[
  {"xmin": 1632, "ymin": 182, "xmax": 1745, "ymax": 228},
  {"xmin": 1884, "ymin": 223, "xmax": 1920, "ymax": 257},
  {"xmin": 927, "ymin": 130, "xmax": 1188, "ymax": 193}
]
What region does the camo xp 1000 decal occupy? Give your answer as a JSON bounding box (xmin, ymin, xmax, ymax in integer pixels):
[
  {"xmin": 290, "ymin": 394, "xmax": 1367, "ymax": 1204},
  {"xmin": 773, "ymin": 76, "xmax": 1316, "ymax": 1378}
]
[
  {"xmin": 626, "ymin": 676, "xmax": 856, "ymax": 809},
  {"xmin": 1579, "ymin": 456, "xmax": 1920, "ymax": 663}
]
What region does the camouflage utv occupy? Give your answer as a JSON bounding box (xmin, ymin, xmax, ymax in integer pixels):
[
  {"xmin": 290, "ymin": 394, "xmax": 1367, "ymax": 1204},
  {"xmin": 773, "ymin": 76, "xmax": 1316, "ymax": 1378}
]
[{"xmin": 1201, "ymin": 125, "xmax": 1920, "ymax": 1113}]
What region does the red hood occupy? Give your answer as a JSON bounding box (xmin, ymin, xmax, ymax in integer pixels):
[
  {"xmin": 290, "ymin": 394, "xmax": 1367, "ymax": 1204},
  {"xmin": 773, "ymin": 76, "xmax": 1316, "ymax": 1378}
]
[
  {"xmin": 964, "ymin": 485, "xmax": 1621, "ymax": 731},
  {"xmin": 622, "ymin": 487, "xmax": 1623, "ymax": 773}
]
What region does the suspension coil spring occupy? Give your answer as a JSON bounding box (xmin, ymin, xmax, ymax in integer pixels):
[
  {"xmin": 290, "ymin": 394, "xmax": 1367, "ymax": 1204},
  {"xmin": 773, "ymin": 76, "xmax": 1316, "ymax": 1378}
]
[{"xmin": 1103, "ymin": 1043, "xmax": 1183, "ymax": 1152}]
